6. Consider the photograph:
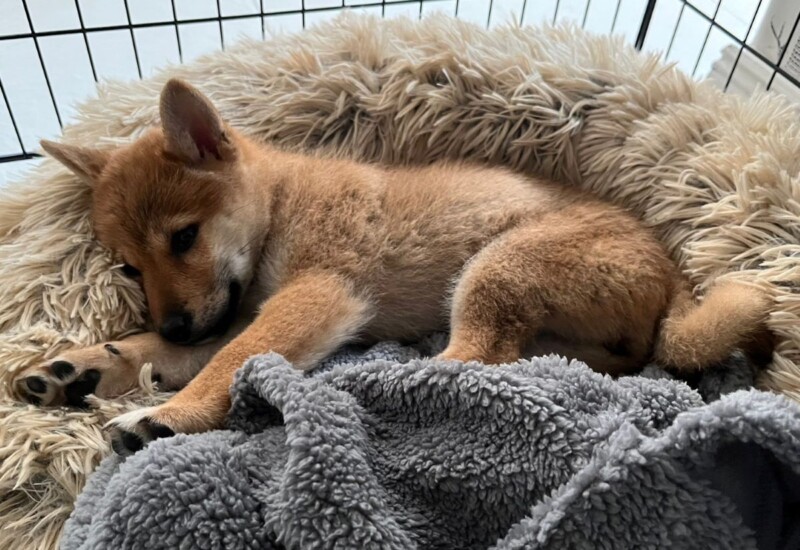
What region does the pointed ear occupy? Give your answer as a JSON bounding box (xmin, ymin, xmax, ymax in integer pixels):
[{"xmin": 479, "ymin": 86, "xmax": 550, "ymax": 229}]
[
  {"xmin": 40, "ymin": 139, "xmax": 110, "ymax": 185},
  {"xmin": 159, "ymin": 78, "xmax": 234, "ymax": 164}
]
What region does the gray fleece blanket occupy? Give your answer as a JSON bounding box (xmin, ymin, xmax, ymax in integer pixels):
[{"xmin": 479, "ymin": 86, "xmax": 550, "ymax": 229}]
[{"xmin": 62, "ymin": 337, "xmax": 800, "ymax": 550}]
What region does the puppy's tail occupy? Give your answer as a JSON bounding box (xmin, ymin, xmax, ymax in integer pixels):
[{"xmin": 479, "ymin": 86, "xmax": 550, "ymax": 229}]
[{"xmin": 654, "ymin": 279, "xmax": 774, "ymax": 370}]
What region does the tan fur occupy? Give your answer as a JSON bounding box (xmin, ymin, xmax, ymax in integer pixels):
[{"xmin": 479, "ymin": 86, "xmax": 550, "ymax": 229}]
[
  {"xmin": 151, "ymin": 272, "xmax": 371, "ymax": 433},
  {"xmin": 17, "ymin": 79, "xmax": 772, "ymax": 444},
  {"xmin": 655, "ymin": 280, "xmax": 775, "ymax": 369}
]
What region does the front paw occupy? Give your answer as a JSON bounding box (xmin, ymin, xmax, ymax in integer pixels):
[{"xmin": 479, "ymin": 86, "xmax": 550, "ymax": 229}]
[
  {"xmin": 15, "ymin": 358, "xmax": 104, "ymax": 408},
  {"xmin": 107, "ymin": 406, "xmax": 177, "ymax": 456},
  {"xmin": 13, "ymin": 342, "xmax": 140, "ymax": 407},
  {"xmin": 107, "ymin": 401, "xmax": 224, "ymax": 456}
]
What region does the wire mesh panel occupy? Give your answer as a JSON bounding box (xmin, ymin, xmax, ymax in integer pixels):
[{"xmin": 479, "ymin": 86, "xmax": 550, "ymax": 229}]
[
  {"xmin": 1, "ymin": 0, "xmax": 799, "ymax": 184},
  {"xmin": 639, "ymin": 1, "xmax": 800, "ymax": 101}
]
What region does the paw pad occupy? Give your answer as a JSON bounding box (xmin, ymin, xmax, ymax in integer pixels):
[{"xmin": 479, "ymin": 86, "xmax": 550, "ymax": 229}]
[
  {"xmin": 51, "ymin": 360, "xmax": 75, "ymax": 380},
  {"xmin": 15, "ymin": 362, "xmax": 101, "ymax": 408},
  {"xmin": 25, "ymin": 376, "xmax": 46, "ymax": 393}
]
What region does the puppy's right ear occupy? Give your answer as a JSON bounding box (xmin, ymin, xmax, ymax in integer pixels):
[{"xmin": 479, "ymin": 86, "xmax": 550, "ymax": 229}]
[
  {"xmin": 159, "ymin": 78, "xmax": 234, "ymax": 165},
  {"xmin": 40, "ymin": 140, "xmax": 110, "ymax": 186}
]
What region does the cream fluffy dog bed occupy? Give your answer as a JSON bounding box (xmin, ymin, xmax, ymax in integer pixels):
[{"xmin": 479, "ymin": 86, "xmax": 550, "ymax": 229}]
[{"xmin": 1, "ymin": 13, "xmax": 799, "ymax": 549}]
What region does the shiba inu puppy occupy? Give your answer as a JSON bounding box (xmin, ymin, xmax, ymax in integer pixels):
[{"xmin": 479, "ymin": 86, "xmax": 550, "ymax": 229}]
[{"xmin": 15, "ymin": 79, "xmax": 772, "ymax": 455}]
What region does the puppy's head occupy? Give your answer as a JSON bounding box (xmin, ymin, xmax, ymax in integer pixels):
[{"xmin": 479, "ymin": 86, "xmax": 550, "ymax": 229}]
[{"xmin": 42, "ymin": 79, "xmax": 265, "ymax": 344}]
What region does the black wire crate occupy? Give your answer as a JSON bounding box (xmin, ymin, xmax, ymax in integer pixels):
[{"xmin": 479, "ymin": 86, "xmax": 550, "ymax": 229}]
[{"xmin": 0, "ymin": 0, "xmax": 798, "ymax": 177}]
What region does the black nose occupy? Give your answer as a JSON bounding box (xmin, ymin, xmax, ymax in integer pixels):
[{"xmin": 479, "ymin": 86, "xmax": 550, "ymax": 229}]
[{"xmin": 159, "ymin": 311, "xmax": 193, "ymax": 343}]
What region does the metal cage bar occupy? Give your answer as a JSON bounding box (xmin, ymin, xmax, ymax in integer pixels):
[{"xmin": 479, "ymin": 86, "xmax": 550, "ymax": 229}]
[{"xmin": 0, "ymin": 0, "xmax": 798, "ymax": 167}]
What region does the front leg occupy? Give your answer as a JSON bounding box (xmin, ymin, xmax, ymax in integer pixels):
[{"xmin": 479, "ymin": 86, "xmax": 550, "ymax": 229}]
[
  {"xmin": 12, "ymin": 332, "xmax": 227, "ymax": 407},
  {"xmin": 109, "ymin": 272, "xmax": 372, "ymax": 455}
]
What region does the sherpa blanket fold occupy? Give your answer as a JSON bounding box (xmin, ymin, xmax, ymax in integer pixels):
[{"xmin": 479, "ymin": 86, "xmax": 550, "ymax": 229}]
[{"xmin": 61, "ymin": 341, "xmax": 800, "ymax": 550}]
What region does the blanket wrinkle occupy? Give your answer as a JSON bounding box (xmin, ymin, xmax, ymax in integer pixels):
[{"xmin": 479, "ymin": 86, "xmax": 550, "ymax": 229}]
[{"xmin": 61, "ymin": 341, "xmax": 800, "ymax": 550}]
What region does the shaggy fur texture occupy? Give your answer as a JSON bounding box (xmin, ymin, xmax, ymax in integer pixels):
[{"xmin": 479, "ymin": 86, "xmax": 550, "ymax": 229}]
[{"xmin": 0, "ymin": 13, "xmax": 799, "ymax": 549}]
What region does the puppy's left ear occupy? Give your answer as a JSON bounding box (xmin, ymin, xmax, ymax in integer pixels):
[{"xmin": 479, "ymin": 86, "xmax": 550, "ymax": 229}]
[
  {"xmin": 40, "ymin": 140, "xmax": 110, "ymax": 186},
  {"xmin": 159, "ymin": 78, "xmax": 235, "ymax": 165}
]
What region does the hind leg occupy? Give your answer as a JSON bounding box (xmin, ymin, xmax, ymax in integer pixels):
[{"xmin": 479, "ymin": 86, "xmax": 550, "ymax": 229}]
[
  {"xmin": 438, "ymin": 231, "xmax": 545, "ymax": 365},
  {"xmin": 438, "ymin": 218, "xmax": 671, "ymax": 373}
]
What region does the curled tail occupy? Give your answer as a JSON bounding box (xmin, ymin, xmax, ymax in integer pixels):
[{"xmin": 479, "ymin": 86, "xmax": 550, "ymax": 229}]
[{"xmin": 654, "ymin": 280, "xmax": 774, "ymax": 370}]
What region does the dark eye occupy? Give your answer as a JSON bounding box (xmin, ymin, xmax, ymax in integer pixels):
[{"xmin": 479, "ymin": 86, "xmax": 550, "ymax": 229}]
[
  {"xmin": 121, "ymin": 264, "xmax": 141, "ymax": 278},
  {"xmin": 104, "ymin": 344, "xmax": 121, "ymax": 356},
  {"xmin": 171, "ymin": 224, "xmax": 199, "ymax": 255}
]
